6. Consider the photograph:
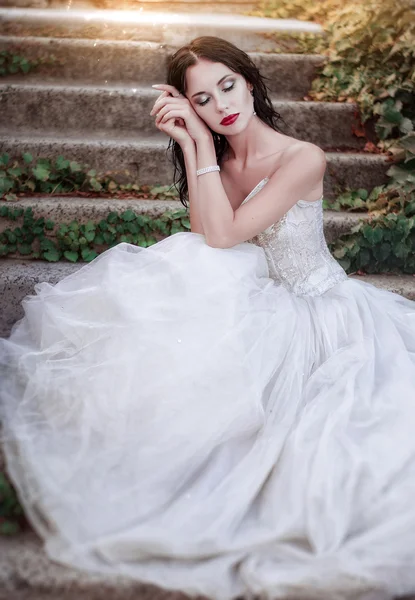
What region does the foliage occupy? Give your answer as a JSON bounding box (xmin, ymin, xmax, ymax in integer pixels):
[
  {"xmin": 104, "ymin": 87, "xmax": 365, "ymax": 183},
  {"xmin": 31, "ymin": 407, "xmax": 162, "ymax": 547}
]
[
  {"xmin": 0, "ymin": 153, "xmax": 179, "ymax": 201},
  {"xmin": 306, "ymin": 0, "xmax": 415, "ymax": 140},
  {"xmin": 0, "ymin": 471, "xmax": 26, "ymax": 535},
  {"xmin": 325, "ymin": 134, "xmax": 415, "ymax": 213},
  {"xmin": 330, "ymin": 211, "xmax": 415, "ymax": 274},
  {"xmin": 327, "ymin": 132, "xmax": 415, "ymax": 273},
  {"xmin": 249, "ymin": 0, "xmax": 415, "ymax": 190},
  {"xmin": 0, "ymin": 50, "xmax": 38, "ymax": 77},
  {"xmin": 0, "ymin": 204, "xmax": 190, "ymax": 262}
]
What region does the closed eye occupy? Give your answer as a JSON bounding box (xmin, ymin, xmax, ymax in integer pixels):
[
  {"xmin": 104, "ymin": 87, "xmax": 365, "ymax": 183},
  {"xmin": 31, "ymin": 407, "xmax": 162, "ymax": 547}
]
[{"xmin": 198, "ymin": 83, "xmax": 235, "ymax": 107}]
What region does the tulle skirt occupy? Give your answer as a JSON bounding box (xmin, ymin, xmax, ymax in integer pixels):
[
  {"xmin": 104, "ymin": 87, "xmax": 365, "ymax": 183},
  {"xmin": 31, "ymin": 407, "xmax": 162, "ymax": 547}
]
[{"xmin": 1, "ymin": 232, "xmax": 415, "ymax": 600}]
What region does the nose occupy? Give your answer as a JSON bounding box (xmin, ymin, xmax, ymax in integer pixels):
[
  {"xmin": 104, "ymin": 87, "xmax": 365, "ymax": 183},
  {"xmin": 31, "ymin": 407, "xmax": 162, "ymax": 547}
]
[{"xmin": 214, "ymin": 94, "xmax": 228, "ymax": 113}]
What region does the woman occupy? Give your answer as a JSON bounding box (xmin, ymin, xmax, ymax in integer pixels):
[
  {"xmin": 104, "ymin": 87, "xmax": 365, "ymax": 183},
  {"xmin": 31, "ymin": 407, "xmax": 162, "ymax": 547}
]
[{"xmin": 1, "ymin": 35, "xmax": 415, "ymax": 600}]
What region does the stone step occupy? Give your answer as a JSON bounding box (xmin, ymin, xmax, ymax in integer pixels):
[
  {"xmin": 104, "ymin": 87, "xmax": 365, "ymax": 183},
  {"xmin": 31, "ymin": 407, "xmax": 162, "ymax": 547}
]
[
  {"xmin": 0, "ymin": 196, "xmax": 368, "ymax": 246},
  {"xmin": 0, "ymin": 132, "xmax": 391, "ymax": 200},
  {"xmin": 0, "ymin": 7, "xmax": 323, "ymax": 51},
  {"xmin": 0, "ymin": 532, "xmax": 192, "ymax": 600},
  {"xmin": 1, "ymin": 0, "xmax": 258, "ymax": 12},
  {"xmin": 0, "ymin": 36, "xmax": 326, "ymax": 100},
  {"xmin": 1, "ymin": 252, "xmax": 415, "ymax": 339},
  {"xmin": 1, "ymin": 524, "xmax": 415, "ymax": 600},
  {"xmin": 0, "ymin": 82, "xmax": 368, "ymax": 150}
]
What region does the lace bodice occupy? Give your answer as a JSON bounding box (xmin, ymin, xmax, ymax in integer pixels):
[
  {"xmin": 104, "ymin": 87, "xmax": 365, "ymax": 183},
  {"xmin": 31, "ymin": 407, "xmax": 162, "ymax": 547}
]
[{"xmin": 241, "ymin": 177, "xmax": 348, "ymax": 297}]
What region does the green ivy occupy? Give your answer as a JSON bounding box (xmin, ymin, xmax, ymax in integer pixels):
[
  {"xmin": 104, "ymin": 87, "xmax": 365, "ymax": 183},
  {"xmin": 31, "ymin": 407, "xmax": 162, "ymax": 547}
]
[
  {"xmin": 249, "ymin": 0, "xmax": 415, "ymax": 199},
  {"xmin": 330, "ymin": 212, "xmax": 415, "ymax": 274},
  {"xmin": 0, "ymin": 204, "xmax": 190, "ymax": 262},
  {"xmin": 0, "ymin": 471, "xmax": 25, "ymax": 535},
  {"xmin": 0, "ymin": 50, "xmax": 39, "ymax": 77},
  {"xmin": 324, "ymin": 132, "xmax": 415, "ymax": 213},
  {"xmin": 0, "ymin": 152, "xmax": 179, "ymax": 201}
]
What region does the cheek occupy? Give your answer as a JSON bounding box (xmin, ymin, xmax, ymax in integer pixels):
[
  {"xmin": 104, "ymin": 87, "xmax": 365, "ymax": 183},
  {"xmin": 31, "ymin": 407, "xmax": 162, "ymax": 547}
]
[{"xmin": 194, "ymin": 105, "xmax": 214, "ymax": 124}]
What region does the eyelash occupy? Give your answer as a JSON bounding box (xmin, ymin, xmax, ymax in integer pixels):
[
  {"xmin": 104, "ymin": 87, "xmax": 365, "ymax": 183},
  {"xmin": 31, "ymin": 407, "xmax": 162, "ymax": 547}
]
[{"xmin": 198, "ymin": 83, "xmax": 235, "ymax": 107}]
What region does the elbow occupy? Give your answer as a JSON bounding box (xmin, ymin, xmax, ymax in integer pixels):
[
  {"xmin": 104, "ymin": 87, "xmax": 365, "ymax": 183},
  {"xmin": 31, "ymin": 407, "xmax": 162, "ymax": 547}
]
[
  {"xmin": 205, "ymin": 220, "xmax": 236, "ymax": 248},
  {"xmin": 205, "ymin": 233, "xmax": 234, "ymax": 249}
]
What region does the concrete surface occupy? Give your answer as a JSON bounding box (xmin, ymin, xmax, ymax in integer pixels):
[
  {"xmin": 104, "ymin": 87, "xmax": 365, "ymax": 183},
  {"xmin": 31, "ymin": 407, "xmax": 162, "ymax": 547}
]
[
  {"xmin": 0, "ymin": 7, "xmax": 323, "ymax": 51},
  {"xmin": 0, "ymin": 132, "xmax": 391, "ymax": 199},
  {"xmin": 0, "ymin": 36, "xmax": 326, "ymax": 100}
]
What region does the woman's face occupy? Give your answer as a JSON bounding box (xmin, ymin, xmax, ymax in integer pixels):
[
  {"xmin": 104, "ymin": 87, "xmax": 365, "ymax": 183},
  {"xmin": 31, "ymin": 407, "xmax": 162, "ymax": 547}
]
[{"xmin": 184, "ymin": 58, "xmax": 254, "ymax": 134}]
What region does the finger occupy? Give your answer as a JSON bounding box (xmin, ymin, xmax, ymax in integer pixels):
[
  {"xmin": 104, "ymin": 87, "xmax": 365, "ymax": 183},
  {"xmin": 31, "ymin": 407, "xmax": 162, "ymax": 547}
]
[
  {"xmin": 155, "ymin": 103, "xmax": 183, "ymax": 122},
  {"xmin": 151, "ymin": 97, "xmax": 185, "ymax": 117},
  {"xmin": 152, "ymin": 84, "xmax": 181, "ymax": 97},
  {"xmin": 160, "ymin": 109, "xmax": 185, "ymax": 124},
  {"xmin": 150, "ymin": 91, "xmax": 169, "ymax": 116}
]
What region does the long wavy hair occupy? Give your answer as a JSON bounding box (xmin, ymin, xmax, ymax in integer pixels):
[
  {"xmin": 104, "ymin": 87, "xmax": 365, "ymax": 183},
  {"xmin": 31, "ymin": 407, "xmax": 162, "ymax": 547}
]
[{"xmin": 165, "ymin": 36, "xmax": 288, "ymax": 208}]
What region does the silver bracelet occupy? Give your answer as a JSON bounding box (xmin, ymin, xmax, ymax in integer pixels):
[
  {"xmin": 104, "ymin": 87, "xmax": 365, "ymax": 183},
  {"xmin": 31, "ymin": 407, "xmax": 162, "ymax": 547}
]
[{"xmin": 196, "ymin": 165, "xmax": 220, "ymax": 177}]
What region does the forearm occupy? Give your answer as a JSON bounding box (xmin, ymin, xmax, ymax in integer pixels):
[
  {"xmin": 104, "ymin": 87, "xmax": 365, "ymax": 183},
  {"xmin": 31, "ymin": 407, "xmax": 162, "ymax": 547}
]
[
  {"xmin": 195, "ymin": 136, "xmax": 234, "ymax": 246},
  {"xmin": 183, "ymin": 141, "xmax": 205, "ymax": 235}
]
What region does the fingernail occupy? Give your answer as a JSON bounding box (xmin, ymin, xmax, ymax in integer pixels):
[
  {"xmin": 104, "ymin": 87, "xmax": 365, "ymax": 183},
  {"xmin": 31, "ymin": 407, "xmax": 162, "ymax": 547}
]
[{"xmin": 152, "ymin": 84, "xmax": 160, "ymax": 88}]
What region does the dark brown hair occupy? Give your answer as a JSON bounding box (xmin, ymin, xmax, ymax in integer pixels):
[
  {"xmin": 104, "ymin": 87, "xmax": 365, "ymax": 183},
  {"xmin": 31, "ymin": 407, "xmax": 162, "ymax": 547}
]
[{"xmin": 165, "ymin": 36, "xmax": 287, "ymax": 208}]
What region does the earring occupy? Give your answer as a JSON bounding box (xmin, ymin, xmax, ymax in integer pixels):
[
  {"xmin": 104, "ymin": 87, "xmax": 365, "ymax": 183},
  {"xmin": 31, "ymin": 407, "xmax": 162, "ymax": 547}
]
[{"xmin": 253, "ymin": 110, "xmax": 257, "ymax": 115}]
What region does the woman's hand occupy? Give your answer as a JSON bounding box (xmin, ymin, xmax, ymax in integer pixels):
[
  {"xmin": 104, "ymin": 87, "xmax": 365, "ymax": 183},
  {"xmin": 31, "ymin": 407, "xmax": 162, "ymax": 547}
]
[{"xmin": 150, "ymin": 84, "xmax": 212, "ymax": 146}]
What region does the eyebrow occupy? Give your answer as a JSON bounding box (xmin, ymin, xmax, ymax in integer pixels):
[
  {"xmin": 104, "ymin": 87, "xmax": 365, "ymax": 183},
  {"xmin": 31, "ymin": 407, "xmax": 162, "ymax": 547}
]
[{"xmin": 191, "ymin": 74, "xmax": 233, "ymax": 98}]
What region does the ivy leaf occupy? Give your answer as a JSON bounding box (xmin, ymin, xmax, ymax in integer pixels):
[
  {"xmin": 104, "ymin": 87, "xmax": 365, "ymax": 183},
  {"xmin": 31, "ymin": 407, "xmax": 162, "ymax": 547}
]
[
  {"xmin": 55, "ymin": 156, "xmax": 70, "ymax": 170},
  {"xmin": 64, "ymin": 250, "xmax": 79, "ymax": 263},
  {"xmin": 94, "ymin": 233, "xmax": 105, "ymax": 244},
  {"xmin": 170, "ymin": 223, "xmax": 183, "ymax": 235},
  {"xmin": 127, "ymin": 222, "xmax": 138, "ymax": 234},
  {"xmin": 400, "ymin": 118, "xmax": 414, "ymax": 134},
  {"xmin": 0, "ymin": 177, "xmax": 14, "ymax": 194},
  {"xmin": 81, "ymin": 248, "xmax": 98, "ymax": 262},
  {"xmin": 362, "ymin": 225, "xmax": 375, "ymax": 243},
  {"xmin": 333, "ymin": 247, "xmax": 347, "ymax": 259},
  {"xmin": 121, "ymin": 210, "xmax": 136, "ymax": 222},
  {"xmin": 69, "ymin": 161, "xmax": 82, "ymax": 173},
  {"xmin": 383, "ymin": 106, "xmax": 402, "ymax": 125},
  {"xmin": 338, "ymin": 257, "xmax": 351, "ymax": 271},
  {"xmin": 7, "ymin": 167, "xmax": 23, "ymax": 177},
  {"xmin": 181, "ymin": 218, "xmax": 191, "ymax": 229},
  {"xmin": 400, "ymin": 133, "xmax": 415, "ymax": 155},
  {"xmin": 372, "ymin": 228, "xmax": 383, "ymax": 244},
  {"xmin": 22, "ymin": 153, "xmax": 33, "ymax": 164},
  {"xmin": 17, "ymin": 244, "xmax": 32, "ymax": 255},
  {"xmin": 32, "ymin": 165, "xmax": 50, "ymax": 181},
  {"xmin": 90, "ymin": 178, "xmax": 102, "ymax": 192},
  {"xmin": 20, "ymin": 58, "xmax": 31, "ymax": 73},
  {"xmin": 43, "ymin": 249, "xmax": 60, "ymax": 262},
  {"xmin": 394, "ymin": 241, "xmax": 410, "ymax": 259},
  {"xmin": 107, "ymin": 212, "xmax": 118, "ymax": 224},
  {"xmin": 358, "ymin": 248, "xmax": 371, "ymax": 267},
  {"xmin": 379, "ymin": 242, "xmax": 391, "ymax": 261},
  {"xmin": 4, "ymin": 193, "xmax": 18, "ymax": 202}
]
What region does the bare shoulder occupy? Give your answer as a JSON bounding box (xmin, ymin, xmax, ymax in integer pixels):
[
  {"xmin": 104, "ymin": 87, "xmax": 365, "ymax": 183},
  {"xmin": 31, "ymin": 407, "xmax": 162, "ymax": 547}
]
[
  {"xmin": 282, "ymin": 141, "xmax": 326, "ymax": 166},
  {"xmin": 279, "ymin": 142, "xmax": 326, "ymax": 201}
]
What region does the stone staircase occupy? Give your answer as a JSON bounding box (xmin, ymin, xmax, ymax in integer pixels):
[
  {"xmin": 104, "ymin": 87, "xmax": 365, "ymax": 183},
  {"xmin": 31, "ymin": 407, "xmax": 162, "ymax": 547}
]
[
  {"xmin": 0, "ymin": 6, "xmax": 410, "ymax": 337},
  {"xmin": 1, "ymin": 9, "xmax": 415, "ymax": 596}
]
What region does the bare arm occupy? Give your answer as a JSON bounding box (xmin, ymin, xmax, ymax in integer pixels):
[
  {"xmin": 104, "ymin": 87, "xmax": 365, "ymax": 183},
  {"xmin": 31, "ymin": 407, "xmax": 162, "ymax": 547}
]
[
  {"xmin": 183, "ymin": 141, "xmax": 205, "ymax": 236},
  {"xmin": 194, "ymin": 138, "xmax": 326, "ymax": 248}
]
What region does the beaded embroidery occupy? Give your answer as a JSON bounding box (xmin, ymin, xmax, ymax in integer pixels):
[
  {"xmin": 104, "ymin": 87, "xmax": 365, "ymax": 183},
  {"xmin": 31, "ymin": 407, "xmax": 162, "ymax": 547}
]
[{"xmin": 242, "ymin": 178, "xmax": 348, "ymax": 297}]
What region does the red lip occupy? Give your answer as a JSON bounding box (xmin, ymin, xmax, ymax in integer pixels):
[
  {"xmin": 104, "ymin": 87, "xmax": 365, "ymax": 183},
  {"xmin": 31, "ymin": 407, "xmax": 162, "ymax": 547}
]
[{"xmin": 221, "ymin": 113, "xmax": 239, "ymax": 126}]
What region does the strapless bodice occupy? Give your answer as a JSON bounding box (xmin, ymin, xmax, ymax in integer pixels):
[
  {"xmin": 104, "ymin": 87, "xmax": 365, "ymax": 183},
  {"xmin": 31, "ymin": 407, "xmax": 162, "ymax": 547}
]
[{"xmin": 241, "ymin": 177, "xmax": 348, "ymax": 297}]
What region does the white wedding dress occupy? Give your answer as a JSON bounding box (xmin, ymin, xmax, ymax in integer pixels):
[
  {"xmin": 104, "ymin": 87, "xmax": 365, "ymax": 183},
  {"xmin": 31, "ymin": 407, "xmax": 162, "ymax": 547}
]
[{"xmin": 1, "ymin": 176, "xmax": 415, "ymax": 600}]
